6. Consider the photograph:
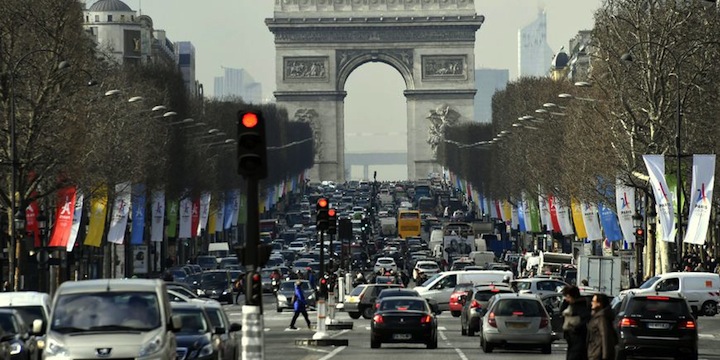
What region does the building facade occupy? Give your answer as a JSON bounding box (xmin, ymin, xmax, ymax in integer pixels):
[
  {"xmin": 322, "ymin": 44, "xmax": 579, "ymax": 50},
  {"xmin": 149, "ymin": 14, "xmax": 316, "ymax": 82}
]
[
  {"xmin": 176, "ymin": 41, "xmax": 197, "ymax": 96},
  {"xmin": 474, "ymin": 69, "xmax": 509, "ymax": 123},
  {"xmin": 213, "ymin": 67, "xmax": 262, "ymax": 103},
  {"xmin": 518, "ymin": 9, "xmax": 554, "ymax": 78}
]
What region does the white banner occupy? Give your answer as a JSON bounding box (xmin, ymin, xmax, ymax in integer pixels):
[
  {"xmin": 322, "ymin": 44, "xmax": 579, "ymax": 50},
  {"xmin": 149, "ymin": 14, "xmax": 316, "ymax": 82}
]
[
  {"xmin": 198, "ymin": 192, "xmax": 212, "ymax": 236},
  {"xmin": 67, "ymin": 193, "xmax": 84, "ymax": 252},
  {"xmin": 521, "ymin": 194, "xmax": 533, "ymax": 231},
  {"xmin": 581, "ymin": 202, "xmax": 604, "ymax": 241},
  {"xmin": 556, "ymin": 200, "xmax": 574, "ymax": 236},
  {"xmin": 178, "ymin": 197, "xmax": 193, "ymax": 239},
  {"xmin": 615, "ymin": 180, "xmax": 637, "ymax": 243},
  {"xmin": 511, "ymin": 205, "xmax": 519, "ymax": 229},
  {"xmin": 643, "ymin": 155, "xmax": 675, "ymax": 242},
  {"xmin": 150, "ymin": 190, "xmax": 165, "ymax": 242},
  {"xmin": 108, "ymin": 182, "xmax": 131, "ymax": 244},
  {"xmin": 539, "ymin": 195, "xmax": 553, "ymax": 232},
  {"xmin": 215, "ymin": 201, "xmax": 225, "ymax": 233},
  {"xmin": 684, "ymin": 155, "xmax": 716, "ymax": 245}
]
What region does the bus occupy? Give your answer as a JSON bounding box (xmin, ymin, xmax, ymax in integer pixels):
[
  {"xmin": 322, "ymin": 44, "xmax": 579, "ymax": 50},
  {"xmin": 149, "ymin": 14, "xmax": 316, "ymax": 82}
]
[{"xmin": 397, "ymin": 210, "xmax": 422, "ymax": 239}]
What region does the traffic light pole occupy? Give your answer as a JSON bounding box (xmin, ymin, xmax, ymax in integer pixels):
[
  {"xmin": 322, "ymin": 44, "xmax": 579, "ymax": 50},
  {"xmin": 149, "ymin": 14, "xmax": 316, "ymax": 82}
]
[
  {"xmin": 241, "ymin": 176, "xmax": 264, "ymax": 360},
  {"xmin": 313, "ymin": 230, "xmax": 329, "ymax": 340}
]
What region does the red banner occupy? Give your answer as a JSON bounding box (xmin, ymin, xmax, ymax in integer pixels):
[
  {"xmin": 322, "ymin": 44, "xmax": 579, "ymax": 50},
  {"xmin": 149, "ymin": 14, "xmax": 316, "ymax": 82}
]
[
  {"xmin": 191, "ymin": 196, "xmax": 200, "ymax": 237},
  {"xmin": 548, "ymin": 195, "xmax": 561, "ymax": 233},
  {"xmin": 25, "ymin": 199, "xmax": 40, "ymax": 248},
  {"xmin": 48, "ymin": 187, "xmax": 77, "ymax": 247}
]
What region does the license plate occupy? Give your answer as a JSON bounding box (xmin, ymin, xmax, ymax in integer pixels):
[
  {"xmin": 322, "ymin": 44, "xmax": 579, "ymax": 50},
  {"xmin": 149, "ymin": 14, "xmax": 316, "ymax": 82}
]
[
  {"xmin": 507, "ymin": 322, "xmax": 529, "ymax": 329},
  {"xmin": 647, "ymin": 322, "xmax": 670, "ymax": 330},
  {"xmin": 393, "ymin": 334, "xmax": 412, "ymax": 340}
]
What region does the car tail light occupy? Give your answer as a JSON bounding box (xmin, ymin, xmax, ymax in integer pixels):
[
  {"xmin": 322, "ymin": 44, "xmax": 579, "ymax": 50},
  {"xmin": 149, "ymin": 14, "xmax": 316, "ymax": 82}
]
[
  {"xmin": 375, "ymin": 303, "xmax": 380, "ymax": 309},
  {"xmin": 373, "ymin": 314, "xmax": 384, "ymax": 324},
  {"xmin": 619, "ymin": 317, "xmax": 638, "ymax": 328},
  {"xmin": 512, "ymin": 311, "xmax": 524, "ymax": 316},
  {"xmin": 679, "ymin": 320, "xmax": 696, "ymax": 329},
  {"xmin": 539, "ymin": 317, "xmax": 549, "ymax": 328},
  {"xmin": 646, "ymin": 296, "xmax": 670, "ymax": 301},
  {"xmin": 470, "ymin": 300, "xmax": 481, "ymax": 309},
  {"xmin": 488, "ymin": 312, "xmax": 497, "ymax": 328},
  {"xmin": 421, "ymin": 315, "xmax": 432, "ymax": 324}
]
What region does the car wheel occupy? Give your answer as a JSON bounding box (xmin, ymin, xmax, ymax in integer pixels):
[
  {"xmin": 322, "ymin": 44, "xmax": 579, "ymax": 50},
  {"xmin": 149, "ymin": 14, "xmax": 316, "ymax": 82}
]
[
  {"xmin": 481, "ymin": 336, "xmax": 493, "ymax": 353},
  {"xmin": 362, "ymin": 306, "xmax": 374, "ymax": 319},
  {"xmin": 349, "ymin": 312, "xmax": 361, "ymax": 319},
  {"xmin": 461, "ymin": 324, "xmax": 467, "ymax": 336},
  {"xmin": 541, "ymin": 343, "xmax": 551, "ymax": 354},
  {"xmin": 467, "ymin": 327, "xmax": 475, "ymax": 337},
  {"xmin": 451, "ymin": 311, "xmax": 461, "ymax": 317},
  {"xmin": 427, "ymin": 335, "xmax": 438, "ymax": 349},
  {"xmin": 276, "ymin": 303, "xmax": 282, "ymax": 313},
  {"xmin": 370, "ymin": 339, "xmax": 381, "ymax": 349},
  {"xmin": 702, "ymin": 301, "xmax": 717, "ymax": 317},
  {"xmin": 615, "ymin": 348, "xmax": 627, "ymax": 360}
]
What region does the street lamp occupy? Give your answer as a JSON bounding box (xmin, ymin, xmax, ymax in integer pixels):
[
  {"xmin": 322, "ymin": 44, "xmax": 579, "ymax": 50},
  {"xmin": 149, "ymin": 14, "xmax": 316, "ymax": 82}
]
[{"xmin": 632, "ymin": 212, "xmax": 644, "ymax": 286}]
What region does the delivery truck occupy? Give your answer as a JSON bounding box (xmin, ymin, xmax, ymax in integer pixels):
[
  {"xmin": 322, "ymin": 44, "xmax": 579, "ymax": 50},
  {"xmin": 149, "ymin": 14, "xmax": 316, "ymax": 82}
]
[{"xmin": 576, "ymin": 255, "xmax": 623, "ymax": 296}]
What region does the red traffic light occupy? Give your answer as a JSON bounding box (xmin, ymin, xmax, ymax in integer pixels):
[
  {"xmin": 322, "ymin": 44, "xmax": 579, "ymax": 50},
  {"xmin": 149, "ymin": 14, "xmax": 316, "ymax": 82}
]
[
  {"xmin": 318, "ymin": 198, "xmax": 328, "ymax": 208},
  {"xmin": 635, "ymin": 229, "xmax": 644, "ymax": 236},
  {"xmin": 241, "ymin": 113, "xmax": 259, "ymax": 128},
  {"xmin": 328, "ymin": 208, "xmax": 336, "ymax": 217},
  {"xmin": 320, "ymin": 278, "xmax": 327, "ymax": 284},
  {"xmin": 252, "ymin": 273, "xmax": 261, "ymax": 281}
]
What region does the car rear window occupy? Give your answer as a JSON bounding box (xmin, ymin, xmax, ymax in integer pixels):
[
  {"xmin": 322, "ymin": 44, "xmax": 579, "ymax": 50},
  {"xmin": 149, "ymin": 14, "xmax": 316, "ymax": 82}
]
[
  {"xmin": 350, "ymin": 286, "xmax": 365, "ymax": 296},
  {"xmin": 474, "ymin": 289, "xmax": 514, "ymax": 302},
  {"xmin": 494, "ymin": 299, "xmax": 545, "ymax": 317},
  {"xmin": 379, "ymin": 290, "xmax": 419, "ymax": 299},
  {"xmin": 379, "ymin": 259, "xmax": 394, "ymax": 264},
  {"xmin": 627, "ymin": 297, "xmax": 691, "ymax": 318},
  {"xmin": 418, "ymin": 263, "xmax": 438, "ymax": 269},
  {"xmin": 380, "ymin": 299, "xmax": 427, "ymax": 311}
]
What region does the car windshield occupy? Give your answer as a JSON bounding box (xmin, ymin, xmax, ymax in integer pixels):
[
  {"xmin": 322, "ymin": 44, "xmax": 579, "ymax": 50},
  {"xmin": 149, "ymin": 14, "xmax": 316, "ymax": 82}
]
[
  {"xmin": 173, "ymin": 309, "xmax": 209, "ymax": 334},
  {"xmin": 422, "ymin": 273, "xmax": 442, "ymax": 287},
  {"xmin": 380, "ymin": 299, "xmax": 427, "ymax": 312},
  {"xmin": 51, "ymin": 292, "xmax": 161, "ymax": 333},
  {"xmin": 0, "ymin": 306, "xmax": 44, "ymax": 328},
  {"xmin": 205, "ymin": 308, "xmax": 224, "ymax": 329},
  {"xmin": 639, "ymin": 276, "xmax": 660, "ymax": 289},
  {"xmin": 202, "ymin": 272, "xmax": 228, "ymax": 284},
  {"xmin": 474, "ymin": 289, "xmax": 513, "ymax": 302},
  {"xmin": 494, "ymin": 299, "xmax": 545, "ymax": 317},
  {"xmin": 628, "ymin": 297, "xmax": 690, "ymax": 317},
  {"xmin": 0, "ymin": 313, "xmax": 20, "ymax": 334}
]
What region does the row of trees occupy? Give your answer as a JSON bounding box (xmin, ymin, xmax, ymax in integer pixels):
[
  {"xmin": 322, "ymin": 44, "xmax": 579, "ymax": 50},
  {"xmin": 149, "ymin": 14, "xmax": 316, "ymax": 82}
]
[
  {"xmin": 438, "ymin": 0, "xmax": 720, "ymax": 207},
  {"xmin": 0, "ymin": 0, "xmax": 313, "ymax": 224}
]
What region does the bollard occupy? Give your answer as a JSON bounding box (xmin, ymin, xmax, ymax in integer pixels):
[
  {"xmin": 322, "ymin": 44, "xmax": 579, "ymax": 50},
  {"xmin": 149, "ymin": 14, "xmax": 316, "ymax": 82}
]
[
  {"xmin": 241, "ymin": 305, "xmax": 264, "ymax": 360},
  {"xmin": 338, "ymin": 276, "xmax": 345, "ymax": 303},
  {"xmin": 312, "ymin": 299, "xmax": 329, "ymax": 339},
  {"xmin": 327, "ymin": 289, "xmax": 336, "ymax": 325},
  {"xmin": 345, "ymin": 273, "xmax": 352, "ymax": 295}
]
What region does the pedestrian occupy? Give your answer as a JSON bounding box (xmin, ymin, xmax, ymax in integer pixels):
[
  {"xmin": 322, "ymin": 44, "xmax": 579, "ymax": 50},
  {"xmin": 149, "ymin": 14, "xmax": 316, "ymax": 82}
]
[
  {"xmin": 562, "ymin": 285, "xmax": 591, "ymax": 360},
  {"xmin": 587, "ymin": 293, "xmax": 618, "ymax": 360},
  {"xmin": 288, "ymin": 280, "xmax": 312, "ymax": 330},
  {"xmin": 234, "ymin": 276, "xmax": 244, "ymax": 304}
]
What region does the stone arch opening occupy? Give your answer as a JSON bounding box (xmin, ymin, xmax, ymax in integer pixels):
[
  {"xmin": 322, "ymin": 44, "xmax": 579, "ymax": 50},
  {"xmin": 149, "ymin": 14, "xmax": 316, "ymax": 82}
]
[{"xmin": 336, "ymin": 51, "xmax": 415, "ymax": 91}]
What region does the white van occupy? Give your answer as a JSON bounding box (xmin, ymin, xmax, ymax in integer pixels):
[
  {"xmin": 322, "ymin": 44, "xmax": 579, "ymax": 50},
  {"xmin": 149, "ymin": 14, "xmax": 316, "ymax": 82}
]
[
  {"xmin": 0, "ymin": 291, "xmax": 51, "ymax": 335},
  {"xmin": 634, "ymin": 272, "xmax": 720, "ymax": 316},
  {"xmin": 41, "ymin": 279, "xmax": 181, "ymax": 360},
  {"xmin": 429, "ymin": 229, "xmax": 444, "ymax": 256},
  {"xmin": 208, "ymin": 242, "xmax": 230, "ymax": 261},
  {"xmin": 414, "ymin": 270, "xmax": 514, "ymax": 310}
]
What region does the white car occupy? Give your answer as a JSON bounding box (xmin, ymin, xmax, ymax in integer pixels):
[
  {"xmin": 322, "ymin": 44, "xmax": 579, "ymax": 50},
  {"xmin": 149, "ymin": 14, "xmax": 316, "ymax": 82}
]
[
  {"xmin": 374, "ymin": 257, "xmax": 398, "ymax": 274},
  {"xmin": 288, "ymin": 241, "xmax": 307, "ymax": 252},
  {"xmin": 414, "ymin": 260, "xmax": 441, "ymax": 280}
]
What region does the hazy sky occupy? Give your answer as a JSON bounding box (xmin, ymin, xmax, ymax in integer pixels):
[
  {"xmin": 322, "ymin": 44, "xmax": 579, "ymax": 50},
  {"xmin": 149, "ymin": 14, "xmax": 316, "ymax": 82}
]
[{"xmin": 106, "ymin": 0, "xmax": 603, "ymax": 180}]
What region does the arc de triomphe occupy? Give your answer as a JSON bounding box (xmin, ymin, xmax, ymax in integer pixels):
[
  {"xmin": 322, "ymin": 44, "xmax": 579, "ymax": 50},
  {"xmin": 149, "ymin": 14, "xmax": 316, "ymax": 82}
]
[{"xmin": 267, "ymin": 0, "xmax": 484, "ymax": 182}]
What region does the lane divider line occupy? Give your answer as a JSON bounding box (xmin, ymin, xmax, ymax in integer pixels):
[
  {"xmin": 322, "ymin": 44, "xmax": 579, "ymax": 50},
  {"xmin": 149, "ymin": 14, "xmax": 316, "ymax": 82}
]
[
  {"xmin": 318, "ymin": 346, "xmax": 347, "ymax": 360},
  {"xmin": 331, "ymin": 329, "xmax": 350, "ymax": 338},
  {"xmin": 454, "ymin": 347, "xmax": 469, "ymax": 360}
]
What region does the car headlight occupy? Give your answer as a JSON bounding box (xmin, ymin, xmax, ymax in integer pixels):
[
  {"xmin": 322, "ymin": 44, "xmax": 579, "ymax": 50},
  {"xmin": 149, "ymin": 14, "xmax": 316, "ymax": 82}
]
[
  {"xmin": 138, "ymin": 334, "xmax": 163, "ymax": 357},
  {"xmin": 44, "ymin": 338, "xmax": 68, "ymax": 357},
  {"xmin": 224, "ymin": 287, "xmax": 233, "ymax": 294},
  {"xmin": 9, "ymin": 342, "xmax": 22, "ymax": 355},
  {"xmin": 198, "ymin": 343, "xmax": 214, "ymax": 357},
  {"xmin": 307, "ymin": 294, "xmax": 315, "ymax": 300},
  {"xmin": 277, "ymin": 294, "xmax": 287, "ymax": 302},
  {"xmin": 196, "ymin": 289, "xmax": 204, "ymax": 295}
]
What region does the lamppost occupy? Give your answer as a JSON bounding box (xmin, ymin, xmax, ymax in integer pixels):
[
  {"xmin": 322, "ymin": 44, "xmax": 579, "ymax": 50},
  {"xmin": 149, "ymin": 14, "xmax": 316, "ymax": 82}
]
[
  {"xmin": 632, "ymin": 212, "xmax": 644, "ymax": 287},
  {"xmin": 36, "ymin": 212, "xmax": 48, "ymax": 292}
]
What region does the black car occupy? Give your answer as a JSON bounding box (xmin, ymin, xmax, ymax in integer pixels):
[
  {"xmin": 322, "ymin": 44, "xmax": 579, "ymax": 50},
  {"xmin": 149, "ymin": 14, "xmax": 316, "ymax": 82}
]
[
  {"xmin": 171, "ymin": 303, "xmax": 221, "ymax": 360},
  {"xmin": 198, "ymin": 270, "xmax": 234, "ymax": 304},
  {"xmin": 614, "ymin": 292, "xmax": 698, "ymax": 360},
  {"xmin": 276, "ymin": 280, "xmax": 316, "ymax": 312},
  {"xmin": 370, "ymin": 297, "xmax": 437, "ymax": 349},
  {"xmin": 0, "ymin": 309, "xmax": 40, "ymax": 360}
]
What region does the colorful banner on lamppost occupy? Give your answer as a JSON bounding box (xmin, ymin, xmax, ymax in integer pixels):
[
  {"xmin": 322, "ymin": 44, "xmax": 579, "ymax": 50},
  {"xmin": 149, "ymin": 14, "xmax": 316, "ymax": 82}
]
[
  {"xmin": 615, "ymin": 181, "xmax": 637, "ymax": 243},
  {"xmin": 528, "ymin": 197, "xmax": 541, "ymax": 233},
  {"xmin": 548, "ymin": 196, "xmax": 561, "ymax": 232},
  {"xmin": 48, "ymin": 186, "xmax": 77, "ymax": 247},
  {"xmin": 191, "ymin": 197, "xmax": 200, "ymax": 237},
  {"xmin": 178, "ymin": 197, "xmax": 192, "ymax": 239},
  {"xmin": 107, "ymin": 182, "xmax": 131, "ymax": 245},
  {"xmin": 539, "ymin": 196, "xmax": 553, "ymax": 232},
  {"xmin": 556, "ymin": 199, "xmax": 574, "ymax": 236},
  {"xmin": 598, "ymin": 202, "xmax": 623, "ymax": 242},
  {"xmin": 643, "ymin": 155, "xmax": 675, "ymax": 242},
  {"xmin": 571, "ymin": 198, "xmax": 588, "ymax": 239},
  {"xmin": 25, "ymin": 198, "xmax": 40, "ymax": 248},
  {"xmin": 130, "ymin": 184, "xmax": 146, "ymax": 245},
  {"xmin": 684, "ymin": 155, "xmax": 716, "ymax": 245},
  {"xmin": 67, "ymin": 193, "xmax": 84, "ymax": 252},
  {"xmin": 215, "ymin": 200, "xmax": 225, "ymax": 233},
  {"xmin": 150, "ymin": 190, "xmax": 165, "ymax": 242},
  {"xmin": 166, "ymin": 199, "xmax": 179, "ymax": 238},
  {"xmin": 581, "ymin": 202, "xmax": 604, "ymax": 241},
  {"xmin": 84, "ymin": 186, "xmax": 108, "ymax": 247},
  {"xmin": 198, "ymin": 192, "xmax": 211, "ymax": 236}
]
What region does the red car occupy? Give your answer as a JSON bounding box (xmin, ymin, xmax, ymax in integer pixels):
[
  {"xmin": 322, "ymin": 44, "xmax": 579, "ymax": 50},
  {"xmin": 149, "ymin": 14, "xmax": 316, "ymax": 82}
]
[{"xmin": 449, "ymin": 283, "xmax": 475, "ymax": 317}]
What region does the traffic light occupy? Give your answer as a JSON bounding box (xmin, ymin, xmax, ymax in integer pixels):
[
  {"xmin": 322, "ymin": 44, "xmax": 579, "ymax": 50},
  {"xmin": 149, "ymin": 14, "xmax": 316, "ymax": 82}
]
[
  {"xmin": 316, "ymin": 198, "xmax": 329, "ymax": 231},
  {"xmin": 319, "ymin": 277, "xmax": 328, "ymax": 299},
  {"xmin": 246, "ymin": 271, "xmax": 263, "ymax": 306},
  {"xmin": 327, "ymin": 208, "xmax": 337, "ymax": 235},
  {"xmin": 635, "ymin": 228, "xmax": 645, "ymax": 244},
  {"xmin": 237, "ymin": 110, "xmax": 267, "ymax": 179}
]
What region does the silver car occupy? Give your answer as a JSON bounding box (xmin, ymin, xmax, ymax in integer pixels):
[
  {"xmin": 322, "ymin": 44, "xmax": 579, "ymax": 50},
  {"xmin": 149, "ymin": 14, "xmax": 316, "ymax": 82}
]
[{"xmin": 479, "ymin": 293, "xmax": 553, "ymax": 354}]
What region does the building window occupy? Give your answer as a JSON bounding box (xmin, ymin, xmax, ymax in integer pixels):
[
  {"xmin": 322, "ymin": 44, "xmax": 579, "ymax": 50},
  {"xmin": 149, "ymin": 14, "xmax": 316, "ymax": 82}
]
[
  {"xmin": 85, "ymin": 16, "xmax": 89, "ymax": 22},
  {"xmin": 131, "ymin": 15, "xmax": 135, "ymax": 21},
  {"xmin": 107, "ymin": 15, "xmax": 113, "ymax": 22},
  {"xmin": 120, "ymin": 15, "xmax": 125, "ymax": 21},
  {"xmin": 94, "ymin": 15, "xmax": 99, "ymax": 22}
]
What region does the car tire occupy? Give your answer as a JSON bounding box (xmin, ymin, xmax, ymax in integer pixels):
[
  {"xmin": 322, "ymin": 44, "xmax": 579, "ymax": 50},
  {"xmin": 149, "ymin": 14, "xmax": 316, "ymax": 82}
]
[
  {"xmin": 467, "ymin": 327, "xmax": 475, "ymax": 337},
  {"xmin": 371, "ymin": 339, "xmax": 381, "ymax": 349},
  {"xmin": 461, "ymin": 325, "xmax": 467, "ymax": 336},
  {"xmin": 349, "ymin": 312, "xmax": 361, "ymax": 319},
  {"xmin": 276, "ymin": 304, "xmax": 282, "ymax": 313},
  {"xmin": 427, "ymin": 335, "xmax": 438, "ymax": 349},
  {"xmin": 615, "ymin": 348, "xmax": 627, "ymax": 360},
  {"xmin": 451, "ymin": 311, "xmax": 461, "ymax": 317},
  {"xmin": 702, "ymin": 301, "xmax": 717, "ymax": 317},
  {"xmin": 362, "ymin": 306, "xmax": 374, "ymax": 319},
  {"xmin": 481, "ymin": 336, "xmax": 493, "ymax": 353},
  {"xmin": 541, "ymin": 343, "xmax": 551, "ymax": 354}
]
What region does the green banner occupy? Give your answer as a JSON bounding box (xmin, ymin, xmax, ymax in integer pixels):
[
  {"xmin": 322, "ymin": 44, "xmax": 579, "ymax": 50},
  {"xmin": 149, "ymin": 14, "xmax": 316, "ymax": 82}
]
[
  {"xmin": 528, "ymin": 197, "xmax": 542, "ymax": 233},
  {"xmin": 166, "ymin": 199, "xmax": 179, "ymax": 238},
  {"xmin": 237, "ymin": 193, "xmax": 247, "ymax": 225}
]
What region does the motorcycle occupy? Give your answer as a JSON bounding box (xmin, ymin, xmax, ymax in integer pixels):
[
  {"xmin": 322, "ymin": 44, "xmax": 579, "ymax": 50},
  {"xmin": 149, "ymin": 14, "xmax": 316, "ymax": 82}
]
[{"xmin": 271, "ymin": 278, "xmax": 280, "ymax": 294}]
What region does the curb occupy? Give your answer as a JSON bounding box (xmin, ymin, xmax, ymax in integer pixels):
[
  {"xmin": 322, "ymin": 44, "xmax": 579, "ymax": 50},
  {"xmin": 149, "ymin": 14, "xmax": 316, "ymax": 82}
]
[
  {"xmin": 327, "ymin": 322, "xmax": 354, "ymax": 330},
  {"xmin": 295, "ymin": 338, "xmax": 350, "ymax": 346}
]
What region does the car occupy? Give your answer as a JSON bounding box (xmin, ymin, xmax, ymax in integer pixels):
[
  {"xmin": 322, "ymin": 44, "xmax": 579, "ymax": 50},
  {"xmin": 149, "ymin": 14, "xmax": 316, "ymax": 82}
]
[
  {"xmin": 370, "ymin": 297, "xmax": 438, "ymax": 349},
  {"xmin": 0, "ymin": 308, "xmax": 41, "ymax": 360},
  {"xmin": 288, "ymin": 241, "xmax": 307, "ymax": 252},
  {"xmin": 200, "ymin": 302, "xmax": 242, "ymax": 360},
  {"xmin": 198, "ymin": 270, "xmax": 235, "ymax": 304},
  {"xmin": 196, "ymin": 255, "xmax": 218, "ymax": 270},
  {"xmin": 448, "ymin": 283, "xmax": 474, "ymax": 317},
  {"xmin": 413, "ymin": 260, "xmax": 441, "ymax": 280},
  {"xmin": 168, "ymin": 288, "xmax": 221, "ymax": 306},
  {"xmin": 613, "ymin": 292, "xmax": 698, "ymax": 360},
  {"xmin": 171, "ymin": 303, "xmax": 222, "ymax": 360},
  {"xmin": 344, "ymin": 284, "xmax": 403, "ymax": 319},
  {"xmin": 276, "ymin": 280, "xmax": 316, "ymax": 312},
  {"xmin": 460, "ymin": 284, "xmax": 515, "ymax": 336},
  {"xmin": 374, "ymin": 257, "xmax": 398, "ymax": 274},
  {"xmin": 374, "ymin": 276, "xmax": 401, "ymax": 286},
  {"xmin": 631, "ymin": 272, "xmax": 720, "ymax": 316},
  {"xmin": 512, "ymin": 278, "xmax": 568, "ymax": 296},
  {"xmin": 373, "ymin": 288, "xmax": 441, "ymax": 314},
  {"xmin": 479, "ymin": 293, "xmax": 553, "ymax": 354},
  {"xmin": 0, "ymin": 291, "xmax": 51, "ymax": 346}
]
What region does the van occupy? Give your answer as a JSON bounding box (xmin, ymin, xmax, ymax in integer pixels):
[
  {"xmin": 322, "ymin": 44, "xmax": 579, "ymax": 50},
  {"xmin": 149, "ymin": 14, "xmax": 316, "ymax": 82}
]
[
  {"xmin": 208, "ymin": 242, "xmax": 230, "ymax": 261},
  {"xmin": 414, "ymin": 270, "xmax": 514, "ymax": 310},
  {"xmin": 429, "ymin": 229, "xmax": 444, "ymax": 256},
  {"xmin": 40, "ymin": 279, "xmax": 181, "ymax": 360},
  {"xmin": 634, "ymin": 272, "xmax": 720, "ymax": 316},
  {"xmin": 0, "ymin": 291, "xmax": 51, "ymax": 335}
]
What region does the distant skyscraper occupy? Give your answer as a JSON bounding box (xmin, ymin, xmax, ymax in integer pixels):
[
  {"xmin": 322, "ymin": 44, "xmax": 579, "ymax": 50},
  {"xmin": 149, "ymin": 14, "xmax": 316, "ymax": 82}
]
[
  {"xmin": 176, "ymin": 41, "xmax": 196, "ymax": 95},
  {"xmin": 518, "ymin": 10, "xmax": 554, "ymax": 77},
  {"xmin": 213, "ymin": 67, "xmax": 262, "ymax": 103},
  {"xmin": 474, "ymin": 69, "xmax": 509, "ymax": 123}
]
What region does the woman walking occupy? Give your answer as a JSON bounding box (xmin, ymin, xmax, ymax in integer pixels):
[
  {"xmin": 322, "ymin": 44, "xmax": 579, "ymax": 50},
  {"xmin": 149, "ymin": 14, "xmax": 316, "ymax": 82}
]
[
  {"xmin": 587, "ymin": 293, "xmax": 618, "ymax": 360},
  {"xmin": 562, "ymin": 285, "xmax": 592, "ymax": 360},
  {"xmin": 288, "ymin": 280, "xmax": 312, "ymax": 330}
]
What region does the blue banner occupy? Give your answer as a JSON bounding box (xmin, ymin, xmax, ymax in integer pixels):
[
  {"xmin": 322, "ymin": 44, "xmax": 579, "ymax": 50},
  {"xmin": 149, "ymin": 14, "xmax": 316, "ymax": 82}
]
[
  {"xmin": 598, "ymin": 202, "xmax": 623, "ymax": 242},
  {"xmin": 223, "ymin": 190, "xmax": 235, "ymax": 230},
  {"xmin": 517, "ymin": 201, "xmax": 527, "ymax": 232},
  {"xmin": 131, "ymin": 183, "xmax": 146, "ymax": 245}
]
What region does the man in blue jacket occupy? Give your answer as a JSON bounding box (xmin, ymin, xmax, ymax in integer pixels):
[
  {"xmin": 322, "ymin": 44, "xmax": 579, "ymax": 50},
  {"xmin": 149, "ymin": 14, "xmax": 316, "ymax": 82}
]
[{"xmin": 288, "ymin": 280, "xmax": 312, "ymax": 330}]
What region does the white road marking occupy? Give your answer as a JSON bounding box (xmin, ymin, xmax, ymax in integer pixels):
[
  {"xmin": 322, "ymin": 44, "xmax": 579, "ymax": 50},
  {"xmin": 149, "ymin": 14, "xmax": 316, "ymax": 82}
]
[
  {"xmin": 439, "ymin": 331, "xmax": 448, "ymax": 341},
  {"xmin": 699, "ymin": 334, "xmax": 714, "ymax": 338},
  {"xmin": 365, "ymin": 326, "xmax": 371, "ymax": 330},
  {"xmin": 454, "ymin": 347, "xmax": 469, "ymax": 360},
  {"xmin": 438, "ymin": 326, "xmax": 447, "ymax": 331},
  {"xmin": 264, "ymin": 328, "xmax": 271, "ymax": 332},
  {"xmin": 318, "ymin": 346, "xmax": 346, "ymax": 360},
  {"xmin": 298, "ymin": 346, "xmax": 331, "ymax": 354},
  {"xmin": 331, "ymin": 329, "xmax": 350, "ymax": 338}
]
